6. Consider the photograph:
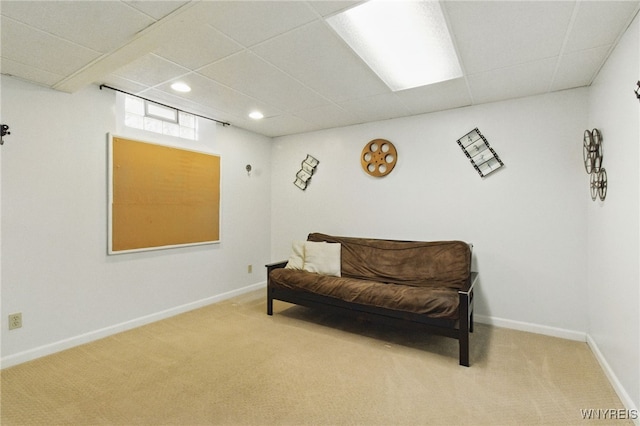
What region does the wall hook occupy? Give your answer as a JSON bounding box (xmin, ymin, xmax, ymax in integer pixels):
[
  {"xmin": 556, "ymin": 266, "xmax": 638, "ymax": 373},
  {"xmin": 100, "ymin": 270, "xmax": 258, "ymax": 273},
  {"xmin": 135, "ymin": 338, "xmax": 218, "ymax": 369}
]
[{"xmin": 1, "ymin": 124, "xmax": 10, "ymax": 145}]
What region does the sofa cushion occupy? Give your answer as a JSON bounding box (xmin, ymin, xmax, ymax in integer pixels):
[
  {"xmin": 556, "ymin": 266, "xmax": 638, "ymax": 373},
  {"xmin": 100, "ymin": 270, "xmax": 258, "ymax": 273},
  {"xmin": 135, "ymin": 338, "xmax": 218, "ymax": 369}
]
[
  {"xmin": 284, "ymin": 240, "xmax": 306, "ymax": 270},
  {"xmin": 307, "ymin": 233, "xmax": 470, "ymax": 290},
  {"xmin": 269, "ymin": 268, "xmax": 459, "ymax": 319},
  {"xmin": 302, "ymin": 242, "xmax": 341, "ymax": 277}
]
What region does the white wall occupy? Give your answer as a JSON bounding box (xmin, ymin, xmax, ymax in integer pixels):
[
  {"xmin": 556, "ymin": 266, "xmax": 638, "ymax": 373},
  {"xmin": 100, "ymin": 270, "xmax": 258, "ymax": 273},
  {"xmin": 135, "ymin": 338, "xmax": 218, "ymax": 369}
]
[
  {"xmin": 271, "ymin": 88, "xmax": 590, "ymax": 337},
  {"xmin": 0, "ymin": 76, "xmax": 272, "ymax": 366},
  {"xmin": 587, "ymin": 14, "xmax": 640, "ymax": 411},
  {"xmin": 0, "ymin": 21, "xmax": 637, "ymax": 415}
]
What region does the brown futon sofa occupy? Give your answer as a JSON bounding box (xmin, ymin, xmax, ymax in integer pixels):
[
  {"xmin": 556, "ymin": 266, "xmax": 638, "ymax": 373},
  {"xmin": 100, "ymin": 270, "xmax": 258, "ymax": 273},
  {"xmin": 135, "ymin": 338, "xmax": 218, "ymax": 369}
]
[{"xmin": 266, "ymin": 233, "xmax": 478, "ymax": 366}]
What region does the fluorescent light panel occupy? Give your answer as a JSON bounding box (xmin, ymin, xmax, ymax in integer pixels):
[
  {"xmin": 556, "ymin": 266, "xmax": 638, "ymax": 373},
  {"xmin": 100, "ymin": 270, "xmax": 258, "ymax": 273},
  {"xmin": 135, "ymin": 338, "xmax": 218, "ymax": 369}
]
[{"xmin": 327, "ymin": 0, "xmax": 462, "ymax": 91}]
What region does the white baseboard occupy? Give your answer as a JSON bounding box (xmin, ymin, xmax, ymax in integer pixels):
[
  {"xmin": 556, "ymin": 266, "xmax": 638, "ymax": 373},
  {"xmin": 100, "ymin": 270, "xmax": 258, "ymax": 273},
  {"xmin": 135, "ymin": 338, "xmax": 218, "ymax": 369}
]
[
  {"xmin": 586, "ymin": 334, "xmax": 640, "ymax": 426},
  {"xmin": 474, "ymin": 314, "xmax": 587, "ymax": 342},
  {"xmin": 0, "ymin": 282, "xmax": 267, "ymax": 369},
  {"xmin": 475, "ymin": 314, "xmax": 638, "ymax": 424}
]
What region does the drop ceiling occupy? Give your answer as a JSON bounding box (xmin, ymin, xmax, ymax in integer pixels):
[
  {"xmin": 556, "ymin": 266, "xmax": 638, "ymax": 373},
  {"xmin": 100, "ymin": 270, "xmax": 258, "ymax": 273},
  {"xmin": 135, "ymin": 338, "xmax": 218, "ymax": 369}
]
[{"xmin": 2, "ymin": 1, "xmax": 639, "ymax": 138}]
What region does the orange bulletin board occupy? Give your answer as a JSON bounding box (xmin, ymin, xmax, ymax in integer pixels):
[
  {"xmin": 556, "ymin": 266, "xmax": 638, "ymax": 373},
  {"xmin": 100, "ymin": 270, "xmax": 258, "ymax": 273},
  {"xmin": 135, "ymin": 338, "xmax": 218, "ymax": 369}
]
[{"xmin": 108, "ymin": 135, "xmax": 220, "ymax": 254}]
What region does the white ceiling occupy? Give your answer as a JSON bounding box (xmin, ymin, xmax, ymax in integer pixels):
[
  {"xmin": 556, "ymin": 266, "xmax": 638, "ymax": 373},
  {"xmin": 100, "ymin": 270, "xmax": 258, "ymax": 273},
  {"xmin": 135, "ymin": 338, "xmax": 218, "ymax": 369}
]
[{"xmin": 2, "ymin": 1, "xmax": 639, "ymax": 137}]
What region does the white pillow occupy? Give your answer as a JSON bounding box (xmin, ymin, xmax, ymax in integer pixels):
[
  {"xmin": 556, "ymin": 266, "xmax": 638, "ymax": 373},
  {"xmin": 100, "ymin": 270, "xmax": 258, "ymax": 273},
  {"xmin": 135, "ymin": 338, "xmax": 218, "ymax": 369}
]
[
  {"xmin": 284, "ymin": 240, "xmax": 306, "ymax": 270},
  {"xmin": 302, "ymin": 242, "xmax": 341, "ymax": 277}
]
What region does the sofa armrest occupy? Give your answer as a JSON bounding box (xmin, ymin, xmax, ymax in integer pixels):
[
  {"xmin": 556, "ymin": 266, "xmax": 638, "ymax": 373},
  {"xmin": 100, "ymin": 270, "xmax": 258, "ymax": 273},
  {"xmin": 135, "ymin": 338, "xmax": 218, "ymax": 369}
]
[
  {"xmin": 459, "ymin": 272, "xmax": 478, "ymax": 295},
  {"xmin": 266, "ymin": 260, "xmax": 288, "ymax": 275},
  {"xmin": 266, "ymin": 261, "xmax": 287, "ymax": 316},
  {"xmin": 266, "ymin": 261, "xmax": 288, "ymax": 288}
]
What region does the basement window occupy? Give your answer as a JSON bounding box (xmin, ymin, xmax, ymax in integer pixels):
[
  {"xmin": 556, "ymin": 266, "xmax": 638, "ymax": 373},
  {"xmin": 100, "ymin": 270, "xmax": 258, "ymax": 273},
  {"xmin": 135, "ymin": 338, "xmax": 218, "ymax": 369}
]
[{"xmin": 124, "ymin": 95, "xmax": 197, "ymax": 140}]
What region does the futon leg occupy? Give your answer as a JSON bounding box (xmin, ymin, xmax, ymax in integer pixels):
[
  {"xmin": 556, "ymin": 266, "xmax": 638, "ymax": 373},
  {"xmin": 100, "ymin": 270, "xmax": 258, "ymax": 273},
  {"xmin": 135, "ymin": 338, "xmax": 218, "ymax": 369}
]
[
  {"xmin": 267, "ymin": 293, "xmax": 273, "ymax": 316},
  {"xmin": 459, "ymin": 331, "xmax": 469, "ymax": 367},
  {"xmin": 459, "ymin": 290, "xmax": 470, "ymax": 367}
]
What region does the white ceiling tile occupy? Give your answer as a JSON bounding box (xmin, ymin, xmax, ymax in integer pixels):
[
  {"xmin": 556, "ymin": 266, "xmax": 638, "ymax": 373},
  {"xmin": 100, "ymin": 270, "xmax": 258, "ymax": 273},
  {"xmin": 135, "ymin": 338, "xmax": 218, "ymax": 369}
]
[
  {"xmin": 446, "ymin": 1, "xmax": 575, "ymax": 74},
  {"xmin": 252, "ymin": 21, "xmax": 389, "ymax": 103},
  {"xmin": 563, "ymin": 1, "xmax": 640, "ymax": 53},
  {"xmin": 551, "ymin": 46, "xmax": 611, "ymax": 91},
  {"xmin": 1, "ymin": 16, "xmax": 100, "ymax": 77},
  {"xmin": 112, "ymin": 83, "xmax": 375, "ymax": 136},
  {"xmin": 1, "ymin": 0, "xmax": 155, "ymax": 53},
  {"xmin": 338, "ymin": 93, "xmax": 412, "ymax": 123},
  {"xmin": 51, "ymin": 1, "xmax": 211, "ymax": 94},
  {"xmin": 201, "ymin": 1, "xmax": 318, "ymax": 47},
  {"xmin": 0, "ymin": 57, "xmax": 63, "ymax": 87},
  {"xmin": 98, "ymin": 75, "xmax": 152, "ymax": 95},
  {"xmin": 153, "ymin": 25, "xmax": 243, "ymax": 70},
  {"xmin": 240, "ymin": 114, "xmax": 312, "ymax": 138},
  {"xmin": 396, "ymin": 78, "xmax": 472, "ymax": 116},
  {"xmin": 111, "ymin": 54, "xmax": 191, "ymax": 87},
  {"xmin": 307, "ymin": 1, "xmax": 361, "ymax": 17},
  {"xmin": 294, "ymin": 103, "xmax": 361, "ymax": 129},
  {"xmin": 152, "ymin": 73, "xmax": 284, "ymax": 122},
  {"xmin": 467, "ymin": 58, "xmax": 557, "ymax": 104},
  {"xmin": 124, "ymin": 1, "xmax": 189, "ymax": 20},
  {"xmin": 198, "ymin": 51, "xmax": 330, "ymax": 112}
]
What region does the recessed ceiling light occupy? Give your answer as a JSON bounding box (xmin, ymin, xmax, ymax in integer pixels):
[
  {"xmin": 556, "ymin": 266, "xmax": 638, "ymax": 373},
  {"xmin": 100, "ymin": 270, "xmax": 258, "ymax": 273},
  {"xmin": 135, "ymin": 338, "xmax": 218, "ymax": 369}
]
[
  {"xmin": 171, "ymin": 82, "xmax": 191, "ymax": 93},
  {"xmin": 249, "ymin": 111, "xmax": 264, "ymax": 120},
  {"xmin": 327, "ymin": 0, "xmax": 462, "ymax": 91}
]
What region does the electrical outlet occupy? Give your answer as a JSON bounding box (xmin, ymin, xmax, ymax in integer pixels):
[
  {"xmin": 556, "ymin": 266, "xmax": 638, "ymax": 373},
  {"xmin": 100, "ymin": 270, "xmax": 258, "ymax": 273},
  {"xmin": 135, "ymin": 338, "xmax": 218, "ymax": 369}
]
[
  {"xmin": 8, "ymin": 313, "xmax": 22, "ymax": 330},
  {"xmin": 247, "ymin": 264, "xmax": 253, "ymax": 273}
]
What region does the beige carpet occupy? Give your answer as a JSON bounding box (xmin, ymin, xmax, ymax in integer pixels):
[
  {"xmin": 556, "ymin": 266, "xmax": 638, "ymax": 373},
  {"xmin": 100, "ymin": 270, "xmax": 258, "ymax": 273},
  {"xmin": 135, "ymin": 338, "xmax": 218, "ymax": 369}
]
[{"xmin": 1, "ymin": 289, "xmax": 629, "ymax": 425}]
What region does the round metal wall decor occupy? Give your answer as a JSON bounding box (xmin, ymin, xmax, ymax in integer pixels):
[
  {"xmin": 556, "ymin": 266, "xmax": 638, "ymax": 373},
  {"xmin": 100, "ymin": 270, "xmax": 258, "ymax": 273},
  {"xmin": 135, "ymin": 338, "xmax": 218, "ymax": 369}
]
[
  {"xmin": 583, "ymin": 128, "xmax": 603, "ymax": 174},
  {"xmin": 582, "ymin": 128, "xmax": 607, "ymax": 201},
  {"xmin": 590, "ymin": 168, "xmax": 608, "ymax": 201},
  {"xmin": 361, "ymin": 139, "xmax": 397, "ymax": 177}
]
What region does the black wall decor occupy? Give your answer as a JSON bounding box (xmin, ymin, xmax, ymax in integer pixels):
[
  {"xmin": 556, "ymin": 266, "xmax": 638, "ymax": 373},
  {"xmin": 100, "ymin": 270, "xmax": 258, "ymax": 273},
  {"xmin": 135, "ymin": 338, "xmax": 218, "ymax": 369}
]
[
  {"xmin": 456, "ymin": 128, "xmax": 504, "ymax": 177},
  {"xmin": 1, "ymin": 124, "xmax": 10, "ymax": 145},
  {"xmin": 294, "ymin": 154, "xmax": 319, "ymax": 190},
  {"xmin": 583, "ymin": 128, "xmax": 607, "ymax": 201}
]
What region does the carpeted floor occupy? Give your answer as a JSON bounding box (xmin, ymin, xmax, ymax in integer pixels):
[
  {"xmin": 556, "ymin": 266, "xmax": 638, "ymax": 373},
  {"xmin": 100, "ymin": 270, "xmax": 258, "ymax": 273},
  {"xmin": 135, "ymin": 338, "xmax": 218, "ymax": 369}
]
[{"xmin": 0, "ymin": 289, "xmax": 629, "ymax": 425}]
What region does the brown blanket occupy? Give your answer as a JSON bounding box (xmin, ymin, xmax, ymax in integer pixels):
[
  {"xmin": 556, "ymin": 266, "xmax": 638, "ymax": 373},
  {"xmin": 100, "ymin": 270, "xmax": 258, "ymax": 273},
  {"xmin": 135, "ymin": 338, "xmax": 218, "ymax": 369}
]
[
  {"xmin": 308, "ymin": 233, "xmax": 471, "ymax": 290},
  {"xmin": 269, "ymin": 269, "xmax": 460, "ymax": 319}
]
